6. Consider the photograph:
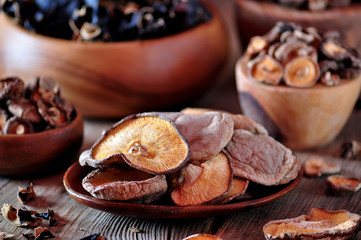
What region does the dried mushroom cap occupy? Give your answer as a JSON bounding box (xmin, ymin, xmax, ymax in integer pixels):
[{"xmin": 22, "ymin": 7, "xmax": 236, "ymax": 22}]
[
  {"xmin": 303, "ymin": 157, "xmax": 341, "ymax": 177},
  {"xmin": 1, "ymin": 203, "xmax": 41, "ymax": 227},
  {"xmin": 326, "ymin": 175, "xmax": 361, "ymax": 195},
  {"xmin": 82, "ymin": 166, "xmax": 167, "ymax": 203},
  {"xmin": 320, "ymin": 39, "xmax": 352, "ymax": 61},
  {"xmin": 0, "ymin": 77, "xmax": 24, "ymax": 101},
  {"xmin": 263, "ymin": 208, "xmax": 361, "ymax": 240},
  {"xmin": 248, "ymin": 53, "xmax": 284, "ymax": 85},
  {"xmin": 284, "ymin": 56, "xmax": 320, "ymax": 88},
  {"xmin": 171, "ymin": 111, "xmax": 234, "ymax": 164},
  {"xmin": 85, "ymin": 112, "xmax": 190, "ymax": 174},
  {"xmin": 182, "ymin": 233, "xmax": 223, "ymax": 240},
  {"xmin": 171, "ymin": 152, "xmax": 232, "ymax": 206},
  {"xmin": 2, "ymin": 116, "xmax": 34, "ymax": 134},
  {"xmin": 246, "ymin": 36, "xmax": 269, "ymax": 57},
  {"xmin": 274, "ymin": 40, "xmax": 317, "ymax": 65},
  {"xmin": 8, "ymin": 98, "xmax": 43, "ymax": 124},
  {"xmin": 225, "ymin": 129, "xmax": 299, "ymax": 186}
]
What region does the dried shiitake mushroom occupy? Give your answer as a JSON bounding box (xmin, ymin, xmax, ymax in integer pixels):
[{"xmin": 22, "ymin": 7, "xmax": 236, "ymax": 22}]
[
  {"xmin": 224, "ymin": 129, "xmax": 300, "ymax": 186},
  {"xmin": 263, "ymin": 208, "xmax": 361, "ymax": 240},
  {"xmin": 81, "ymin": 112, "xmax": 190, "ymax": 174},
  {"xmin": 248, "ymin": 53, "xmax": 284, "ymax": 85},
  {"xmin": 246, "ymin": 36, "xmax": 269, "ymax": 57},
  {"xmin": 303, "ymin": 157, "xmax": 341, "ymax": 177},
  {"xmin": 2, "ymin": 116, "xmax": 34, "ymax": 135},
  {"xmin": 182, "ymin": 233, "xmax": 223, "ymax": 240},
  {"xmin": 0, "ymin": 77, "xmax": 24, "ymax": 101},
  {"xmin": 170, "ymin": 111, "xmax": 234, "ymax": 164},
  {"xmin": 171, "ymin": 152, "xmax": 232, "ymax": 206},
  {"xmin": 284, "ymin": 56, "xmax": 320, "ymax": 87},
  {"xmin": 320, "ymin": 39, "xmax": 352, "ymax": 61},
  {"xmin": 82, "ymin": 166, "xmax": 167, "ymax": 203},
  {"xmin": 326, "ymin": 175, "xmax": 361, "ymax": 195}
]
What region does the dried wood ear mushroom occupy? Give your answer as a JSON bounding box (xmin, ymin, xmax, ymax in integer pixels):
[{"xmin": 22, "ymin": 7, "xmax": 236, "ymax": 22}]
[
  {"xmin": 326, "ymin": 175, "xmax": 361, "ymax": 195},
  {"xmin": 82, "ymin": 166, "xmax": 167, "ymax": 203},
  {"xmin": 263, "ymin": 208, "xmax": 361, "ymax": 240},
  {"xmin": 81, "ymin": 113, "xmax": 190, "ymax": 174},
  {"xmin": 244, "ymin": 21, "xmax": 361, "ymax": 88},
  {"xmin": 303, "ymin": 157, "xmax": 341, "ymax": 177}
]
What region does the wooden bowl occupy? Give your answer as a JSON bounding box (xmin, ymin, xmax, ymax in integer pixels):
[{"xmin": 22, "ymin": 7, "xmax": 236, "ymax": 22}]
[
  {"xmin": 235, "ymin": 57, "xmax": 361, "ymax": 150},
  {"xmin": 234, "ymin": 0, "xmax": 361, "ymax": 52},
  {"xmin": 0, "ymin": 1, "xmax": 229, "ymax": 118},
  {"xmin": 0, "ymin": 109, "xmax": 83, "ymax": 177}
]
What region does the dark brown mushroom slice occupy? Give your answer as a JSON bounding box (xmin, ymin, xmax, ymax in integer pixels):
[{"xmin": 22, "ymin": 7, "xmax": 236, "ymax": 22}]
[
  {"xmin": 82, "ymin": 166, "xmax": 167, "ymax": 203},
  {"xmin": 0, "ymin": 77, "xmax": 24, "ymax": 101},
  {"xmin": 338, "ymin": 140, "xmax": 361, "ymax": 160},
  {"xmin": 86, "ymin": 113, "xmax": 190, "ymax": 175},
  {"xmin": 224, "ymin": 129, "xmax": 299, "ymax": 186},
  {"xmin": 170, "ymin": 111, "xmax": 234, "ymax": 164},
  {"xmin": 248, "ymin": 53, "xmax": 284, "ymax": 85},
  {"xmin": 182, "ymin": 233, "xmax": 223, "ymax": 240},
  {"xmin": 171, "ymin": 152, "xmax": 232, "ymax": 206},
  {"xmin": 263, "ymin": 208, "xmax": 361, "ymax": 240},
  {"xmin": 2, "ymin": 116, "xmax": 34, "ymax": 135},
  {"xmin": 284, "ymin": 56, "xmax": 320, "ymax": 88},
  {"xmin": 303, "ymin": 157, "xmax": 341, "ymax": 177},
  {"xmin": 326, "ymin": 175, "xmax": 361, "ymax": 195},
  {"xmin": 245, "ymin": 36, "xmax": 269, "ymax": 58},
  {"xmin": 8, "ymin": 98, "xmax": 43, "ymax": 124},
  {"xmin": 274, "ymin": 40, "xmax": 317, "ymax": 65},
  {"xmin": 320, "ymin": 39, "xmax": 352, "ymax": 61}
]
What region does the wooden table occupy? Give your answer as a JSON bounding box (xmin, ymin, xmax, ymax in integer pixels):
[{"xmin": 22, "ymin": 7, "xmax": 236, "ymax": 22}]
[{"xmin": 1, "ymin": 1, "xmax": 361, "ymax": 239}]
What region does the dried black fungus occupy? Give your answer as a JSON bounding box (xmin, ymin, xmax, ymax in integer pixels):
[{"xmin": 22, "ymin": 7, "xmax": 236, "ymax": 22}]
[
  {"xmin": 18, "ymin": 182, "xmax": 36, "ymax": 204},
  {"xmin": 1, "ymin": 0, "xmax": 211, "ymax": 42}
]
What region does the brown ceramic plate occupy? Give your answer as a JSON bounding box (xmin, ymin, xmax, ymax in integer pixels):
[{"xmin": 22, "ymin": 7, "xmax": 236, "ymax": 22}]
[{"xmin": 63, "ymin": 161, "xmax": 302, "ymax": 219}]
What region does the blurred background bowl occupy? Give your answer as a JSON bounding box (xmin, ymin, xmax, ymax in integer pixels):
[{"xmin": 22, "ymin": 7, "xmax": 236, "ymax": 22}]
[
  {"xmin": 235, "ymin": 57, "xmax": 361, "ymax": 150},
  {"xmin": 234, "ymin": 0, "xmax": 361, "ymax": 53},
  {"xmin": 0, "ymin": 1, "xmax": 229, "ymax": 118},
  {"xmin": 0, "ymin": 108, "xmax": 83, "ymax": 177}
]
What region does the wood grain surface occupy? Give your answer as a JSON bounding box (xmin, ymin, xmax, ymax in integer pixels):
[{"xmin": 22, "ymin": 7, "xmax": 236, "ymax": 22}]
[{"xmin": 0, "ymin": 1, "xmax": 360, "ymax": 239}]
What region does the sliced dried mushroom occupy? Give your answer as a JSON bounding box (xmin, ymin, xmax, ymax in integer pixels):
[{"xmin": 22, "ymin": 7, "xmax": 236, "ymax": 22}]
[
  {"xmin": 18, "ymin": 182, "xmax": 36, "ymax": 204},
  {"xmin": 182, "ymin": 233, "xmax": 223, "ymax": 240},
  {"xmin": 303, "ymin": 157, "xmax": 341, "ymax": 177},
  {"xmin": 338, "ymin": 140, "xmax": 361, "ymax": 160},
  {"xmin": 2, "ymin": 116, "xmax": 34, "ymax": 134},
  {"xmin": 1, "ymin": 203, "xmax": 41, "ymax": 227},
  {"xmin": 326, "ymin": 175, "xmax": 361, "ymax": 195},
  {"xmin": 171, "ymin": 111, "xmax": 234, "ymax": 164},
  {"xmin": 263, "ymin": 208, "xmax": 361, "ymax": 240},
  {"xmin": 82, "ymin": 166, "xmax": 167, "ymax": 203},
  {"xmin": 284, "ymin": 56, "xmax": 320, "ymax": 88},
  {"xmin": 171, "ymin": 152, "xmax": 232, "ymax": 206},
  {"xmin": 224, "ymin": 129, "xmax": 300, "ymax": 186},
  {"xmin": 84, "ymin": 112, "xmax": 190, "ymax": 174},
  {"xmin": 245, "ymin": 36, "xmax": 269, "ymax": 57},
  {"xmin": 248, "ymin": 53, "xmax": 284, "ymax": 85}
]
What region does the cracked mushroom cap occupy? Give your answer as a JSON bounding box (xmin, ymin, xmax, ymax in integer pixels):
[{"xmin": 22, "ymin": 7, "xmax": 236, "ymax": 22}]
[{"xmin": 81, "ymin": 112, "xmax": 190, "ymax": 175}]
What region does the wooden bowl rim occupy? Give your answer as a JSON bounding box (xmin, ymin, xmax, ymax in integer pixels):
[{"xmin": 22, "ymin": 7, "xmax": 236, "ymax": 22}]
[
  {"xmin": 235, "ymin": 56, "xmax": 361, "ymax": 94},
  {"xmin": 0, "ymin": 106, "xmax": 83, "ymax": 139},
  {"xmin": 0, "ymin": 0, "xmax": 221, "ymax": 47}
]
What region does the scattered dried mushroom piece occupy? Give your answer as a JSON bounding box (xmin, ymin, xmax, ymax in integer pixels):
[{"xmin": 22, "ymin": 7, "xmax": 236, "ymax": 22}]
[
  {"xmin": 18, "ymin": 182, "xmax": 36, "ymax": 204},
  {"xmin": 245, "ymin": 21, "xmax": 361, "ymax": 88},
  {"xmin": 81, "ymin": 112, "xmax": 190, "ymax": 174},
  {"xmin": 338, "ymin": 140, "xmax": 361, "ymax": 160},
  {"xmin": 303, "ymin": 157, "xmax": 341, "ymax": 177},
  {"xmin": 263, "ymin": 208, "xmax": 361, "ymax": 240},
  {"xmin": 1, "ymin": 203, "xmax": 41, "ymax": 227},
  {"xmin": 82, "ymin": 166, "xmax": 167, "ymax": 203},
  {"xmin": 182, "ymin": 233, "xmax": 223, "ymax": 240},
  {"xmin": 23, "ymin": 226, "xmax": 55, "ymax": 240},
  {"xmin": 326, "ymin": 175, "xmax": 361, "ymax": 195}
]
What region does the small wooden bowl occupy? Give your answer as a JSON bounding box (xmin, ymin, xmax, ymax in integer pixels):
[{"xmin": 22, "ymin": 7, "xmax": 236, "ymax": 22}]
[
  {"xmin": 235, "ymin": 57, "xmax": 361, "ymax": 150},
  {"xmin": 0, "ymin": 109, "xmax": 83, "ymax": 176},
  {"xmin": 234, "ymin": 0, "xmax": 361, "ymax": 52},
  {"xmin": 0, "ymin": 1, "xmax": 228, "ymax": 118}
]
